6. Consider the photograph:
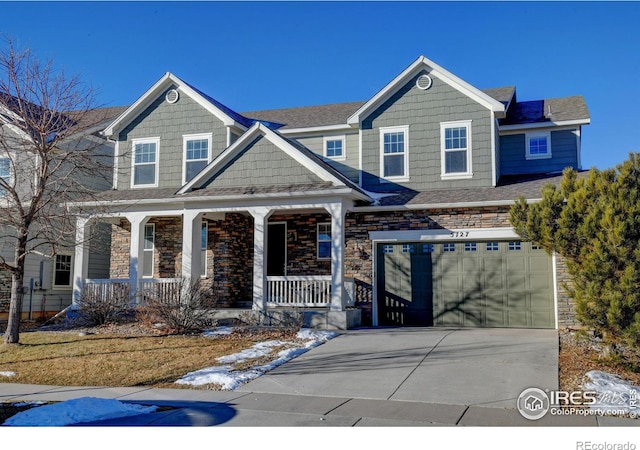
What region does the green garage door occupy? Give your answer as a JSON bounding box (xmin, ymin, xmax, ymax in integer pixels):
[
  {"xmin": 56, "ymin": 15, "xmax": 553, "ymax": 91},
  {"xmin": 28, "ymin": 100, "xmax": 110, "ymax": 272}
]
[{"xmin": 377, "ymin": 241, "xmax": 555, "ymax": 328}]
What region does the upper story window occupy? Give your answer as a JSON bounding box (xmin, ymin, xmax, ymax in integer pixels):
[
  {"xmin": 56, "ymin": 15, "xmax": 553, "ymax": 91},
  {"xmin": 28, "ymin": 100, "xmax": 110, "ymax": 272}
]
[
  {"xmin": 324, "ymin": 136, "xmax": 346, "ymax": 160},
  {"xmin": 0, "ymin": 158, "xmax": 10, "ymax": 194},
  {"xmin": 380, "ymin": 125, "xmax": 409, "ymax": 181},
  {"xmin": 526, "ymin": 131, "xmax": 552, "ymax": 159},
  {"xmin": 132, "ymin": 138, "xmax": 159, "ymax": 188},
  {"xmin": 183, "ymin": 133, "xmax": 212, "ymax": 184},
  {"xmin": 441, "ymin": 120, "xmax": 472, "ymax": 179}
]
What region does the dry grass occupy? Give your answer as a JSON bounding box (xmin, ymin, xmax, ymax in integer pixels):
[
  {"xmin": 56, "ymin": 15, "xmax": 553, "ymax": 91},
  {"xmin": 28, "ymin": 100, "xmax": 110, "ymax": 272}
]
[
  {"xmin": 559, "ymin": 329, "xmax": 640, "ymax": 393},
  {"xmin": 0, "ymin": 327, "xmax": 298, "ymax": 389}
]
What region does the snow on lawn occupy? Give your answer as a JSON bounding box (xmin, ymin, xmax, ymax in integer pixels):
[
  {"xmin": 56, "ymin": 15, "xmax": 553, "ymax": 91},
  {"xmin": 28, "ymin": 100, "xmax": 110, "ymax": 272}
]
[
  {"xmin": 0, "ymin": 371, "xmax": 16, "ymax": 377},
  {"xmin": 583, "ymin": 370, "xmax": 640, "ymax": 417},
  {"xmin": 3, "ymin": 397, "xmax": 157, "ymax": 426},
  {"xmin": 176, "ymin": 328, "xmax": 339, "ymax": 390}
]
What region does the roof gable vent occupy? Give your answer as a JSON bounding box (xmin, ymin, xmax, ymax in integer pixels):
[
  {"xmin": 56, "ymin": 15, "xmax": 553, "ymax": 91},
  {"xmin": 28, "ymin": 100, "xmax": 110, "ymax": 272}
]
[
  {"xmin": 165, "ymin": 89, "xmax": 179, "ymax": 104},
  {"xmin": 416, "ymin": 74, "xmax": 433, "ymax": 90}
]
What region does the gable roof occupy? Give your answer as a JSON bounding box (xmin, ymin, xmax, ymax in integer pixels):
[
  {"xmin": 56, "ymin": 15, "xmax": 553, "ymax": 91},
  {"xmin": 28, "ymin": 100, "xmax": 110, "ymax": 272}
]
[
  {"xmin": 347, "ymin": 55, "xmax": 507, "ymax": 125},
  {"xmin": 178, "ymin": 121, "xmax": 369, "ymax": 200},
  {"xmin": 102, "ymin": 72, "xmax": 255, "ymax": 138}
]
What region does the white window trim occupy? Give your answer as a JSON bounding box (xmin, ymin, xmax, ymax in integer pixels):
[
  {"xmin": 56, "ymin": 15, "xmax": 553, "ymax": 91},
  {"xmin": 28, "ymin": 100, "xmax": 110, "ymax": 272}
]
[
  {"xmin": 143, "ymin": 223, "xmax": 155, "ymax": 279},
  {"xmin": 317, "ymin": 222, "xmax": 331, "ymax": 260},
  {"xmin": 525, "ymin": 131, "xmax": 552, "ymax": 160},
  {"xmin": 379, "ymin": 125, "xmax": 410, "ymax": 182},
  {"xmin": 323, "ymin": 135, "xmax": 346, "ymax": 161},
  {"xmin": 440, "ymin": 120, "xmax": 473, "ymax": 180},
  {"xmin": 52, "ymin": 253, "xmax": 74, "ymax": 289},
  {"xmin": 183, "ymin": 133, "xmax": 213, "ymax": 184},
  {"xmin": 131, "ymin": 137, "xmax": 160, "ymax": 188}
]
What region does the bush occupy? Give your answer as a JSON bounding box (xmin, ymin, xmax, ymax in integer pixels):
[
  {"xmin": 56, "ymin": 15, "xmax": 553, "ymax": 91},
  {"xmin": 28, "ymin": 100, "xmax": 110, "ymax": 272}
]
[
  {"xmin": 136, "ymin": 278, "xmax": 218, "ymax": 334},
  {"xmin": 77, "ymin": 283, "xmax": 133, "ymax": 325}
]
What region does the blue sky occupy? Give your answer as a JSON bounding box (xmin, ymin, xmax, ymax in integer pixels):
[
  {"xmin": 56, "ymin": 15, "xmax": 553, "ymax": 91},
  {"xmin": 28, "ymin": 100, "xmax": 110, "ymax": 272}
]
[{"xmin": 1, "ymin": 1, "xmax": 639, "ymax": 170}]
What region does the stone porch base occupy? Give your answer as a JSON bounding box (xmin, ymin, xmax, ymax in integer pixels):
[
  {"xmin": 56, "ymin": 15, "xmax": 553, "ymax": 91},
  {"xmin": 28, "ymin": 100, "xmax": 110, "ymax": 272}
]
[{"xmin": 212, "ymin": 307, "xmax": 362, "ymax": 331}]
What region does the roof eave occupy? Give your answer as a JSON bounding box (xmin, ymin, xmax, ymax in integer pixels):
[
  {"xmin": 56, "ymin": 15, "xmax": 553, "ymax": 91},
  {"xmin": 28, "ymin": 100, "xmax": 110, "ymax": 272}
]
[{"xmin": 499, "ymin": 118, "xmax": 590, "ymax": 132}]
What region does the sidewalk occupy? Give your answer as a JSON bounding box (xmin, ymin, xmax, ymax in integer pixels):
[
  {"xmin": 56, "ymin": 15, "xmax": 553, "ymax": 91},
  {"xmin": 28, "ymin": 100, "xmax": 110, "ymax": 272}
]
[{"xmin": 1, "ymin": 383, "xmax": 637, "ymax": 426}]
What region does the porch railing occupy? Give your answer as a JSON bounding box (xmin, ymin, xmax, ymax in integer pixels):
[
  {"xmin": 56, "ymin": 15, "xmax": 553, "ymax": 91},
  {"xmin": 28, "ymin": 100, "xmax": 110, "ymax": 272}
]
[
  {"xmin": 266, "ymin": 276, "xmax": 331, "ymax": 307},
  {"xmin": 83, "ymin": 276, "xmax": 356, "ymax": 309},
  {"xmin": 83, "ymin": 279, "xmax": 133, "ymax": 304}
]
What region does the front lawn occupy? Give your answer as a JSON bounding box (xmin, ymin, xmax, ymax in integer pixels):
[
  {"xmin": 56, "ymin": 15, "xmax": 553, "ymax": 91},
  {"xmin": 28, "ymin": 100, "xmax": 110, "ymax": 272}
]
[{"xmin": 0, "ymin": 325, "xmax": 298, "ymax": 389}]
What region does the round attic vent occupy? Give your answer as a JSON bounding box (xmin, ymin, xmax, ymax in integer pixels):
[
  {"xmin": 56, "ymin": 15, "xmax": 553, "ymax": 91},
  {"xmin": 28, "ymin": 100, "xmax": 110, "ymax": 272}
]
[
  {"xmin": 416, "ymin": 74, "xmax": 433, "ymax": 90},
  {"xmin": 165, "ymin": 89, "xmax": 179, "ymax": 104}
]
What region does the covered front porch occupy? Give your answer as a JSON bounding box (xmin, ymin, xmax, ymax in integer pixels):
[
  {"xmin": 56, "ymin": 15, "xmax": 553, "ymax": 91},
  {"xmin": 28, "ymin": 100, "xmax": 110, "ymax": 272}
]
[{"xmin": 71, "ymin": 198, "xmax": 361, "ymax": 329}]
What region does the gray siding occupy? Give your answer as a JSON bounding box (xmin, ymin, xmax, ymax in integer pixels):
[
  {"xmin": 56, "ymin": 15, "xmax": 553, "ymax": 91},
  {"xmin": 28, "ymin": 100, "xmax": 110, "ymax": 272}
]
[
  {"xmin": 499, "ymin": 129, "xmax": 579, "ymax": 176},
  {"xmin": 204, "ymin": 136, "xmax": 323, "ymax": 189},
  {"xmin": 117, "ymin": 86, "xmax": 229, "ymax": 189},
  {"xmin": 294, "ymin": 132, "xmax": 359, "ymax": 183},
  {"xmin": 361, "ymin": 70, "xmax": 494, "ymax": 192}
]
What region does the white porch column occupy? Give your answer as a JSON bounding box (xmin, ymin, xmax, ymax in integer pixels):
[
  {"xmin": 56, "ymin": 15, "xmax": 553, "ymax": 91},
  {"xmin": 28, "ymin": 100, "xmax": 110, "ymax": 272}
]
[
  {"xmin": 181, "ymin": 210, "xmax": 204, "ymax": 280},
  {"xmin": 248, "ymin": 207, "xmax": 272, "ymax": 311},
  {"xmin": 127, "ymin": 213, "xmax": 150, "ymax": 300},
  {"xmin": 72, "ymin": 216, "xmax": 91, "ymax": 304},
  {"xmin": 328, "ymin": 200, "xmax": 347, "ymax": 311}
]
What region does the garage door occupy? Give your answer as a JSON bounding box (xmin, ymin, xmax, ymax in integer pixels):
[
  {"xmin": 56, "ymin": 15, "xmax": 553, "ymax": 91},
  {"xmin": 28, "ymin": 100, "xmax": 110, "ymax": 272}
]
[{"xmin": 377, "ymin": 241, "xmax": 555, "ymax": 328}]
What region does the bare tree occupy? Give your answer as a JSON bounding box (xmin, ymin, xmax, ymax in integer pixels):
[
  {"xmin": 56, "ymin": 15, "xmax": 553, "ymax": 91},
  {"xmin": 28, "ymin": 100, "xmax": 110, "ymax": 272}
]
[{"xmin": 0, "ymin": 37, "xmax": 114, "ymax": 344}]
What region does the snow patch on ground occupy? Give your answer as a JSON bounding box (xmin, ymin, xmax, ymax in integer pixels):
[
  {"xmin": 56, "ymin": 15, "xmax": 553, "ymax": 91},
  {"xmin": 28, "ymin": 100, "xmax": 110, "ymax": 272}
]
[
  {"xmin": 0, "ymin": 371, "xmax": 16, "ymax": 377},
  {"xmin": 203, "ymin": 326, "xmax": 234, "ymax": 337},
  {"xmin": 583, "ymin": 370, "xmax": 640, "ymax": 416},
  {"xmin": 3, "ymin": 397, "xmax": 157, "ymax": 426},
  {"xmin": 175, "ymin": 328, "xmax": 339, "ymax": 390}
]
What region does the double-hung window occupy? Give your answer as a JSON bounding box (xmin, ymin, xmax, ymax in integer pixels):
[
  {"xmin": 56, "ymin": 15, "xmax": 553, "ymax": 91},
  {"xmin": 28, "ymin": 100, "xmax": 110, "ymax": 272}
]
[
  {"xmin": 132, "ymin": 138, "xmax": 159, "ymax": 187},
  {"xmin": 201, "ymin": 221, "xmax": 208, "ymax": 277},
  {"xmin": 0, "ymin": 158, "xmax": 10, "ymax": 194},
  {"xmin": 441, "ymin": 120, "xmax": 472, "ymax": 179},
  {"xmin": 526, "ymin": 131, "xmax": 552, "ymax": 159},
  {"xmin": 317, "ymin": 223, "xmax": 331, "ymax": 260},
  {"xmin": 183, "ymin": 133, "xmax": 212, "ymax": 183},
  {"xmin": 380, "ymin": 125, "xmax": 409, "ymax": 180},
  {"xmin": 53, "ymin": 254, "xmax": 72, "ymax": 288},
  {"xmin": 324, "ymin": 136, "xmax": 345, "ymax": 160},
  {"xmin": 142, "ymin": 223, "xmax": 155, "ymax": 278}
]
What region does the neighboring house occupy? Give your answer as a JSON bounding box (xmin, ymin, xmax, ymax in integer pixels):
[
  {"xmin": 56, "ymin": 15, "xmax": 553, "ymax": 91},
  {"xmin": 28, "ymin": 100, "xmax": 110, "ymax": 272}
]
[
  {"xmin": 69, "ymin": 55, "xmax": 590, "ymax": 329},
  {"xmin": 0, "ymin": 99, "xmax": 126, "ymax": 320}
]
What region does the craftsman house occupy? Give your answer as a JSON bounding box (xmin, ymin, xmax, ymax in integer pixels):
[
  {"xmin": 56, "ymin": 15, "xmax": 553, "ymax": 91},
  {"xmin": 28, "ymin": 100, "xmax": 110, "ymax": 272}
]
[{"xmin": 69, "ymin": 55, "xmax": 589, "ymax": 329}]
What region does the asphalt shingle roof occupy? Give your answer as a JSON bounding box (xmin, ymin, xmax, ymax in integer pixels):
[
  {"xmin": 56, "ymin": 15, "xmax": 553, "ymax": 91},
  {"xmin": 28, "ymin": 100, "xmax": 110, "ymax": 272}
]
[{"xmin": 500, "ymin": 96, "xmax": 589, "ymax": 125}]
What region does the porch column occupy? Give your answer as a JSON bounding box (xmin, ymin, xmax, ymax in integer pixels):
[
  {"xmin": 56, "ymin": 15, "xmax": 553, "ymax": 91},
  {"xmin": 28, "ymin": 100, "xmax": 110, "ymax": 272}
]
[
  {"xmin": 127, "ymin": 213, "xmax": 150, "ymax": 300},
  {"xmin": 248, "ymin": 207, "xmax": 272, "ymax": 311},
  {"xmin": 181, "ymin": 210, "xmax": 204, "ymax": 280},
  {"xmin": 72, "ymin": 216, "xmax": 91, "ymax": 304},
  {"xmin": 328, "ymin": 201, "xmax": 347, "ymax": 311}
]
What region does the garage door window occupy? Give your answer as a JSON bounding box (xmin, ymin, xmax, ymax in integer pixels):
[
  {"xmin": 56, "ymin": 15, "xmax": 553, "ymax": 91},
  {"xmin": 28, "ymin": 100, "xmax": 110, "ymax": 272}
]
[
  {"xmin": 508, "ymin": 242, "xmax": 522, "ymax": 251},
  {"xmin": 443, "ymin": 243, "xmax": 456, "ymax": 252},
  {"xmin": 464, "ymin": 242, "xmax": 477, "ymax": 252},
  {"xmin": 486, "ymin": 242, "xmax": 499, "ymax": 251},
  {"xmin": 402, "ymin": 244, "xmax": 414, "ymax": 253},
  {"xmin": 423, "ymin": 244, "xmax": 434, "ymax": 253},
  {"xmin": 383, "ymin": 245, "xmax": 394, "ymax": 253}
]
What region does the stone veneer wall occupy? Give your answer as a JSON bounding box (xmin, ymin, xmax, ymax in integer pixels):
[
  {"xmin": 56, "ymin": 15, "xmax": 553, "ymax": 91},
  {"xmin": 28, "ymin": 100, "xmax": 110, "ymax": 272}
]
[
  {"xmin": 555, "ymin": 254, "xmax": 578, "ymax": 328},
  {"xmin": 208, "ymin": 213, "xmax": 253, "ymax": 307},
  {"xmin": 269, "ymin": 213, "xmax": 332, "ymax": 276}
]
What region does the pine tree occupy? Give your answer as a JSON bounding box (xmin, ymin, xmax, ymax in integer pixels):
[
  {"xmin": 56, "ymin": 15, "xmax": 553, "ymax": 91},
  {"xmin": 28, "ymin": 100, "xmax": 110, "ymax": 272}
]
[{"xmin": 510, "ymin": 154, "xmax": 640, "ymax": 347}]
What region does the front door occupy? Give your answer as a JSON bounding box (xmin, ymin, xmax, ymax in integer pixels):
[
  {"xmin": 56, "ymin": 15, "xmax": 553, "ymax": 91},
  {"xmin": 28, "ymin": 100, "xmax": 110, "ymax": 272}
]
[{"xmin": 267, "ymin": 223, "xmax": 287, "ymax": 276}]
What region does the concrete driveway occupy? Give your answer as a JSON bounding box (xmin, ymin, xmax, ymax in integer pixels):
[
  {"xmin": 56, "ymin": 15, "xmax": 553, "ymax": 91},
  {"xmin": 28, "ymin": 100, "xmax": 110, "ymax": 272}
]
[{"xmin": 237, "ymin": 327, "xmax": 558, "ymax": 408}]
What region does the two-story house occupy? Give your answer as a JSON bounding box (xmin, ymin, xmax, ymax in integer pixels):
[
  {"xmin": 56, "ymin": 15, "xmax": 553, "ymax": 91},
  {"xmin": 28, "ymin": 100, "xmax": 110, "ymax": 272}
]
[
  {"xmin": 69, "ymin": 55, "xmax": 590, "ymax": 329},
  {"xmin": 0, "ymin": 98, "xmax": 125, "ymax": 321}
]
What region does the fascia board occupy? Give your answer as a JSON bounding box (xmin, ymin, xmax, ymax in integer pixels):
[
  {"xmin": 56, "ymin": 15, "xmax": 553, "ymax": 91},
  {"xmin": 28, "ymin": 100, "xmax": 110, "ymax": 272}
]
[{"xmin": 499, "ymin": 119, "xmax": 590, "ymax": 132}]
